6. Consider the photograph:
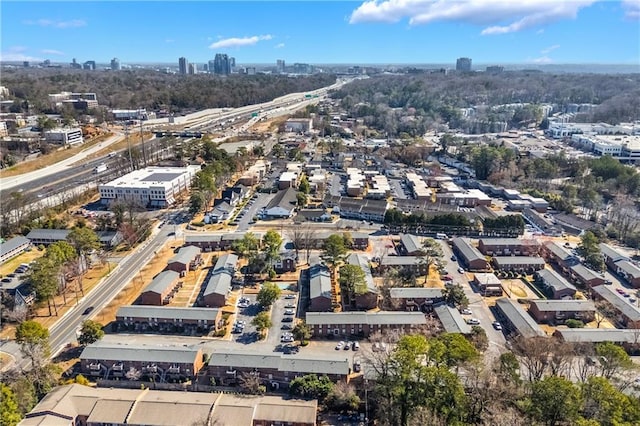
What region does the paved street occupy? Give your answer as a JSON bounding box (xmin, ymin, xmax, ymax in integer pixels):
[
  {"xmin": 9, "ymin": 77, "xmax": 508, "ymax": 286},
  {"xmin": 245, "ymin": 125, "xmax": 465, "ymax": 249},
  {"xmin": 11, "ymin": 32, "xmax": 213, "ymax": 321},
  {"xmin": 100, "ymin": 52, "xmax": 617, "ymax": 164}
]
[{"xmin": 236, "ymin": 192, "xmax": 276, "ymax": 231}]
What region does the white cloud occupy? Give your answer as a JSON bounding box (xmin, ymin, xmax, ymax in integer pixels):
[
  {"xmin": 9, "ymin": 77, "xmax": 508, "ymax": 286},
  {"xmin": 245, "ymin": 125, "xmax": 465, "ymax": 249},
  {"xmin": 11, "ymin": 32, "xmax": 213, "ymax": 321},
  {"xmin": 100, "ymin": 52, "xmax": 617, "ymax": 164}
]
[
  {"xmin": 349, "ymin": 0, "xmax": 596, "ymax": 35},
  {"xmin": 209, "ymin": 34, "xmax": 273, "ymax": 49},
  {"xmin": 536, "ymin": 28, "xmax": 545, "ymax": 34},
  {"xmin": 0, "ymin": 47, "xmax": 42, "ymax": 62},
  {"xmin": 275, "ymin": 43, "xmax": 285, "ymax": 49},
  {"xmin": 622, "ymin": 0, "xmax": 640, "ymax": 20},
  {"xmin": 531, "ymin": 56, "xmax": 553, "ymax": 64},
  {"xmin": 24, "ymin": 18, "xmax": 87, "ymax": 29},
  {"xmin": 540, "ymin": 44, "xmax": 560, "ymax": 54},
  {"xmin": 41, "ymin": 49, "xmax": 64, "ymax": 55}
]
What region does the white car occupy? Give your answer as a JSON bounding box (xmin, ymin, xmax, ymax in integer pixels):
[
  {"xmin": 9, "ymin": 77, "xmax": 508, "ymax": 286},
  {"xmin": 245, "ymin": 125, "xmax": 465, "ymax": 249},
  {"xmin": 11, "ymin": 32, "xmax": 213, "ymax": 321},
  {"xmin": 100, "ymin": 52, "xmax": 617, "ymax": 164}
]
[
  {"xmin": 460, "ymin": 308, "xmax": 472, "ymax": 315},
  {"xmin": 335, "ymin": 341, "xmax": 345, "ymax": 350},
  {"xmin": 466, "ymin": 318, "xmax": 480, "ymax": 325},
  {"xmin": 458, "ymin": 267, "xmax": 465, "ymax": 274}
]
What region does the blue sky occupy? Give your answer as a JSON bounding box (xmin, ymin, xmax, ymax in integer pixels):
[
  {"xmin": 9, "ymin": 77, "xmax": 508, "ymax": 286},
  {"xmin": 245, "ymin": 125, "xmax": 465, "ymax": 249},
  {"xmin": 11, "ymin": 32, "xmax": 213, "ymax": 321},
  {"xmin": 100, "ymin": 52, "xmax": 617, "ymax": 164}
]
[{"xmin": 1, "ymin": 1, "xmax": 639, "ymax": 65}]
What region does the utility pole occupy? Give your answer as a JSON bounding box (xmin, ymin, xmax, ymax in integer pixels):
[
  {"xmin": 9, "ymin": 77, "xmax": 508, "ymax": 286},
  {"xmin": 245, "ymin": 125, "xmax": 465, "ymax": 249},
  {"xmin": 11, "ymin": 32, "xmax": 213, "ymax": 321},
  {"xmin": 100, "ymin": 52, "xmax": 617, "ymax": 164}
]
[
  {"xmin": 139, "ymin": 119, "xmax": 147, "ymax": 167},
  {"xmin": 125, "ymin": 123, "xmax": 134, "ymax": 171}
]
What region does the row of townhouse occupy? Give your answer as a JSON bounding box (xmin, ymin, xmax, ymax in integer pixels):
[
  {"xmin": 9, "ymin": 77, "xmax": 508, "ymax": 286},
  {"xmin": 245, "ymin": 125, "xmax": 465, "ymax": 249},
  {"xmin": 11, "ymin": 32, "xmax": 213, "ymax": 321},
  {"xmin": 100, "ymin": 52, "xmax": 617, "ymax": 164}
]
[
  {"xmin": 305, "ymin": 311, "xmax": 427, "ymax": 338},
  {"xmin": 601, "ymin": 243, "xmax": 640, "ymax": 288},
  {"xmin": 19, "ymin": 384, "xmax": 318, "ymax": 426},
  {"xmin": 115, "ymin": 305, "xmax": 223, "ymax": 333}
]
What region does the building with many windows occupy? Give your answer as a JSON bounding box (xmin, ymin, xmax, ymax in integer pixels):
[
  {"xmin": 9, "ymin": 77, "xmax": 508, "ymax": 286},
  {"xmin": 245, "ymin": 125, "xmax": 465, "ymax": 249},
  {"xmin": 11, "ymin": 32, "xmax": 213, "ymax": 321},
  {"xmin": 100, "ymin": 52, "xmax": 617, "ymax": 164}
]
[
  {"xmin": 178, "ymin": 57, "xmax": 189, "ymax": 75},
  {"xmin": 98, "ymin": 166, "xmax": 200, "ymax": 208},
  {"xmin": 44, "ymin": 127, "xmax": 84, "ymax": 146},
  {"xmin": 456, "ymin": 57, "xmax": 472, "ymax": 72}
]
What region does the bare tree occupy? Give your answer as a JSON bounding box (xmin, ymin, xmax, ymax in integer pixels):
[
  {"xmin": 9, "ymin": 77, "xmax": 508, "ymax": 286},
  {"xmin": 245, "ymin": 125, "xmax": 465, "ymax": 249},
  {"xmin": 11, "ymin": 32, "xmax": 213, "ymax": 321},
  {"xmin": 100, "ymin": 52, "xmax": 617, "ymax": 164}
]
[
  {"xmin": 287, "ymin": 227, "xmax": 304, "ymax": 265},
  {"xmin": 572, "ymin": 342, "xmax": 598, "ymax": 383},
  {"xmin": 548, "ymin": 340, "xmax": 574, "ymax": 378},
  {"xmin": 302, "ymin": 225, "xmax": 317, "ymax": 265},
  {"xmin": 510, "ymin": 336, "xmax": 554, "ymax": 382},
  {"xmin": 239, "ymin": 372, "xmax": 265, "ymax": 395}
]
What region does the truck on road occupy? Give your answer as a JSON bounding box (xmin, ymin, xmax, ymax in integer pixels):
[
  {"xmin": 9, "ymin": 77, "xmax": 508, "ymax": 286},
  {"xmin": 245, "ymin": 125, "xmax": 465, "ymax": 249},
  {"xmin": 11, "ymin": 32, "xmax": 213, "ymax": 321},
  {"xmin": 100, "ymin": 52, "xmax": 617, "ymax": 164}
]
[{"xmin": 93, "ymin": 163, "xmax": 107, "ymax": 174}]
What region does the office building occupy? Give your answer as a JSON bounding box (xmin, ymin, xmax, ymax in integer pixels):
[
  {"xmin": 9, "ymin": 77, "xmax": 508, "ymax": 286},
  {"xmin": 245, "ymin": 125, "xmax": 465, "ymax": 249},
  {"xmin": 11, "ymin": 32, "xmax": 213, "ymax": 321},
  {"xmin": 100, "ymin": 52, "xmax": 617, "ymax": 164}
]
[
  {"xmin": 48, "ymin": 92, "xmax": 98, "ymax": 110},
  {"xmin": 23, "ymin": 61, "xmax": 29, "ymax": 68},
  {"xmin": 277, "ymin": 59, "xmax": 285, "ymax": 73},
  {"xmin": 110, "ymin": 57, "xmax": 121, "ymax": 71},
  {"xmin": 188, "ymin": 63, "xmax": 196, "ymax": 74},
  {"xmin": 178, "ymin": 57, "xmax": 189, "ymax": 75},
  {"xmin": 456, "ymin": 57, "xmax": 472, "ymax": 72},
  {"xmin": 98, "ymin": 166, "xmax": 200, "ymax": 208},
  {"xmin": 229, "ymin": 56, "xmax": 236, "ymax": 71},
  {"xmin": 213, "ymin": 53, "xmax": 231, "ymax": 75},
  {"xmin": 83, "ymin": 60, "xmax": 96, "ymax": 70},
  {"xmin": 44, "ymin": 128, "xmax": 84, "ymax": 146},
  {"xmin": 70, "ymin": 58, "xmax": 82, "ymax": 69},
  {"xmin": 486, "ymin": 65, "xmax": 504, "ymax": 74}
]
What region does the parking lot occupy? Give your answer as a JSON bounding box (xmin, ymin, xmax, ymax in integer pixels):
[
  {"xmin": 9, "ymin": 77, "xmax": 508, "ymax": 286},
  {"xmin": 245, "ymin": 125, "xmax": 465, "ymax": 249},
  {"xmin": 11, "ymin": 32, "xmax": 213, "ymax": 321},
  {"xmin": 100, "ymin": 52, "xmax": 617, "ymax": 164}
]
[
  {"xmin": 235, "ymin": 192, "xmax": 276, "ymax": 231},
  {"xmin": 389, "ymin": 177, "xmax": 410, "ymax": 200},
  {"xmin": 233, "ymin": 293, "xmax": 261, "ymax": 344},
  {"xmin": 327, "ymin": 173, "xmax": 343, "ymax": 197}
]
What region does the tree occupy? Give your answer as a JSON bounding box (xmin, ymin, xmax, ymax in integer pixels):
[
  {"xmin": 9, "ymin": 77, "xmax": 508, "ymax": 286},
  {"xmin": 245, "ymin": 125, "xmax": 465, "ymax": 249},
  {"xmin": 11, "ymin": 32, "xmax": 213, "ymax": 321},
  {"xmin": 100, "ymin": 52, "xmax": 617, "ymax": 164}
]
[
  {"xmin": 577, "ymin": 231, "xmax": 604, "ymax": 272},
  {"xmin": 67, "ymin": 227, "xmax": 100, "ymax": 258},
  {"xmin": 298, "ymin": 175, "xmax": 310, "ymax": 194},
  {"xmin": 322, "ymin": 234, "xmax": 347, "ymax": 279},
  {"xmin": 418, "ymin": 238, "xmax": 443, "ymax": 283},
  {"xmin": 595, "ymin": 342, "xmax": 633, "ymax": 379},
  {"xmin": 581, "ymin": 376, "xmax": 640, "ymax": 425},
  {"xmin": 339, "ymin": 264, "xmax": 368, "ymax": 307},
  {"xmin": 296, "ymin": 192, "xmax": 308, "ymax": 207},
  {"xmin": 325, "ymin": 382, "xmax": 361, "ymax": 412},
  {"xmin": 262, "ymin": 230, "xmax": 283, "ymax": 274},
  {"xmin": 256, "ymin": 282, "xmax": 281, "ymax": 308},
  {"xmin": 292, "ymin": 320, "xmax": 311, "ymax": 344},
  {"xmin": 77, "ymin": 320, "xmax": 104, "ymax": 345},
  {"xmin": 45, "ymin": 241, "xmax": 77, "ymax": 266},
  {"xmin": 496, "ymin": 352, "xmax": 521, "ymax": 385},
  {"xmin": 1, "ymin": 383, "xmax": 22, "ymax": 426},
  {"xmin": 468, "ymin": 325, "xmax": 489, "ymax": 352},
  {"xmin": 27, "ymin": 256, "xmax": 61, "ymax": 316},
  {"xmin": 251, "ymin": 311, "xmax": 273, "ymax": 333},
  {"xmin": 432, "ymin": 333, "xmax": 479, "ymax": 368},
  {"xmin": 302, "ymin": 225, "xmax": 317, "ymax": 265},
  {"xmin": 15, "ymin": 320, "xmax": 50, "ymax": 368},
  {"xmin": 189, "ymin": 191, "xmax": 205, "ymax": 214},
  {"xmin": 239, "ymin": 372, "xmax": 266, "ymax": 395},
  {"xmin": 528, "ymin": 376, "xmax": 582, "ymax": 426},
  {"xmin": 441, "ymin": 284, "xmax": 468, "ymax": 308},
  {"xmin": 289, "ymin": 374, "xmax": 334, "ymax": 400},
  {"xmin": 232, "ymin": 232, "xmax": 260, "ymax": 259},
  {"xmin": 511, "ymin": 336, "xmax": 555, "ymax": 382}
]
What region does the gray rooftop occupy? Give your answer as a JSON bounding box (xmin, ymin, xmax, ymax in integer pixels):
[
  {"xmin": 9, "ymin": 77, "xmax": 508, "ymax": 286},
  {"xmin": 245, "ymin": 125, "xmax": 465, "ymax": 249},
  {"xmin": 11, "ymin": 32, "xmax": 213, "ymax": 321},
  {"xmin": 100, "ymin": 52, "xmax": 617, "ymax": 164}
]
[
  {"xmin": 537, "ymin": 269, "xmax": 576, "ymax": 295},
  {"xmin": 141, "ymin": 172, "xmax": 182, "ymax": 182},
  {"xmin": 452, "ymin": 238, "xmax": 485, "ymax": 263},
  {"xmin": 167, "ymin": 245, "xmax": 201, "ymax": 266},
  {"xmin": 266, "ymin": 187, "xmax": 298, "ymax": 211},
  {"xmin": 615, "ymin": 260, "xmax": 640, "ymax": 279},
  {"xmin": 493, "ymin": 256, "xmax": 546, "ymax": 266},
  {"xmin": 400, "ymin": 234, "xmax": 422, "ymax": 254},
  {"xmin": 26, "ymin": 228, "xmax": 70, "ymax": 241},
  {"xmin": 0, "ymin": 236, "xmax": 30, "ymax": 259},
  {"xmin": 433, "ymin": 304, "xmax": 472, "ymax": 334},
  {"xmin": 207, "ymin": 350, "xmax": 350, "ymax": 376},
  {"xmin": 116, "ymin": 305, "xmax": 219, "ymax": 322},
  {"xmin": 479, "ymin": 238, "xmax": 538, "ymax": 247},
  {"xmin": 389, "ymin": 287, "xmax": 444, "ymax": 299},
  {"xmin": 555, "ymin": 328, "xmax": 640, "ymax": 344},
  {"xmin": 185, "ymin": 234, "xmax": 222, "ymax": 243},
  {"xmin": 473, "ymin": 273, "xmax": 501, "ymax": 286},
  {"xmin": 80, "ymin": 343, "xmax": 200, "ymax": 364},
  {"xmin": 213, "ymin": 253, "xmax": 238, "ymax": 272},
  {"xmin": 570, "ymin": 264, "xmax": 602, "ymax": 282},
  {"xmin": 309, "ymin": 264, "xmax": 332, "ymax": 300},
  {"xmin": 600, "ymin": 243, "xmax": 628, "ymax": 262},
  {"xmin": 203, "ymin": 270, "xmax": 232, "ymax": 297},
  {"xmin": 529, "ymin": 299, "xmax": 595, "ymax": 312},
  {"xmin": 346, "ymin": 253, "xmax": 377, "ymax": 294},
  {"xmin": 380, "ymin": 256, "xmax": 421, "ymax": 266},
  {"xmin": 543, "ymin": 241, "xmax": 576, "ymax": 262},
  {"xmin": 592, "ymin": 285, "xmax": 640, "ymax": 322},
  {"xmin": 306, "ymin": 311, "xmax": 427, "ymax": 326},
  {"xmin": 142, "ymin": 270, "xmax": 179, "ymax": 295},
  {"xmin": 495, "ymin": 298, "xmax": 546, "ymax": 338}
]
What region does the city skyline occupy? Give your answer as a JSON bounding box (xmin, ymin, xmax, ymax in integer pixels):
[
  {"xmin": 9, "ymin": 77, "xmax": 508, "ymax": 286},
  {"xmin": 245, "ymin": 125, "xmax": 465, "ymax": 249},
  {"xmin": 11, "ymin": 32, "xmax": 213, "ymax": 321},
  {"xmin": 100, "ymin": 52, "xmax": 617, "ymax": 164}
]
[{"xmin": 1, "ymin": 1, "xmax": 639, "ymax": 65}]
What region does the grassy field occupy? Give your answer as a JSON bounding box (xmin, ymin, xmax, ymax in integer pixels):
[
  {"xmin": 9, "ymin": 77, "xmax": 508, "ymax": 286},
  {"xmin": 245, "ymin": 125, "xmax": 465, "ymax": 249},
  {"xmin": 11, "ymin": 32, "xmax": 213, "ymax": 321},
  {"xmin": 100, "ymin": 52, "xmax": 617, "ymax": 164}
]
[
  {"xmin": 72, "ymin": 132, "xmax": 152, "ymax": 165},
  {"xmin": 0, "ymin": 133, "xmax": 114, "ymax": 178},
  {"xmin": 0, "ymin": 249, "xmax": 45, "ymax": 276}
]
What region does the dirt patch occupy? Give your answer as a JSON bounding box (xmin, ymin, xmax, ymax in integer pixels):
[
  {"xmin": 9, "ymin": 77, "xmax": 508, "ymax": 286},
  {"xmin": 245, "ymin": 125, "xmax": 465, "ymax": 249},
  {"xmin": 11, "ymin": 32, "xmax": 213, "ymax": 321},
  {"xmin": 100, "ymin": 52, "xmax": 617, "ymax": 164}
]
[
  {"xmin": 0, "ymin": 133, "xmax": 113, "ymax": 178},
  {"xmin": 249, "ymin": 116, "xmax": 289, "ymax": 133},
  {"xmin": 72, "ymin": 132, "xmax": 153, "ymax": 165}
]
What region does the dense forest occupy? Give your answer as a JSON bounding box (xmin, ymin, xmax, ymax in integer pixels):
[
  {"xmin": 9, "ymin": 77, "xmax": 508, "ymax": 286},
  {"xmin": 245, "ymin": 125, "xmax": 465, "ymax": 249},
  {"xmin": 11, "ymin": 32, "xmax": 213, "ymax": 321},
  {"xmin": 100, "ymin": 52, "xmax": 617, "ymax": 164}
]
[
  {"xmin": 1, "ymin": 69, "xmax": 336, "ymax": 113},
  {"xmin": 330, "ymin": 72, "xmax": 640, "ymax": 135}
]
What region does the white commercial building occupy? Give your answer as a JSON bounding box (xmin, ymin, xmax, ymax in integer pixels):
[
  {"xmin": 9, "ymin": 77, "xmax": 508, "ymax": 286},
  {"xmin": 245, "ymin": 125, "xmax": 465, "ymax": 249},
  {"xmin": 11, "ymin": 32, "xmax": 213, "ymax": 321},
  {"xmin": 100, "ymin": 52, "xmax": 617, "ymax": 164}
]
[
  {"xmin": 0, "ymin": 121, "xmax": 8, "ymax": 137},
  {"xmin": 99, "ymin": 166, "xmax": 200, "ymax": 208},
  {"xmin": 284, "ymin": 118, "xmax": 313, "ymax": 133},
  {"xmin": 44, "ymin": 127, "xmax": 84, "ymax": 146}
]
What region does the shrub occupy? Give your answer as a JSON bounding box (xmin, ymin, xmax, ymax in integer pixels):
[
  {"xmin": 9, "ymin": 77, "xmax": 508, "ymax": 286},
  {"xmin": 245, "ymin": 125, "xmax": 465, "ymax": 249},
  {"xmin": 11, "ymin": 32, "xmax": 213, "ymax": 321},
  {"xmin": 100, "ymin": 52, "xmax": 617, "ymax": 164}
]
[{"xmin": 566, "ymin": 319, "xmax": 585, "ymax": 328}]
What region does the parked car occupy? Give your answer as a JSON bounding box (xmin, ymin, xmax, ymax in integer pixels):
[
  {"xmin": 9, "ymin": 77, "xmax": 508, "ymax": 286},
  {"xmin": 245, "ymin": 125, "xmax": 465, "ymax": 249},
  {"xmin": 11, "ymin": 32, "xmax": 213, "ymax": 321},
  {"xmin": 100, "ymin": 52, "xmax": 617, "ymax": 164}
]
[
  {"xmin": 492, "ymin": 321, "xmax": 503, "ymax": 330},
  {"xmin": 353, "ymin": 360, "xmax": 362, "ymax": 372},
  {"xmin": 335, "ymin": 341, "xmax": 345, "ymax": 350},
  {"xmin": 344, "ymin": 341, "xmax": 352, "ymax": 351},
  {"xmin": 450, "ymin": 255, "xmax": 457, "ymax": 261},
  {"xmin": 352, "ymin": 341, "xmax": 360, "ymax": 351},
  {"xmin": 284, "ymin": 294, "xmax": 296, "ymax": 299},
  {"xmin": 284, "ymin": 309, "xmax": 295, "ymax": 315},
  {"xmin": 458, "ymin": 267, "xmax": 465, "ymax": 274},
  {"xmin": 460, "ymin": 308, "xmax": 472, "ymax": 315},
  {"xmin": 466, "ymin": 318, "xmax": 480, "ymax": 325},
  {"xmin": 281, "ymin": 324, "xmax": 293, "ymax": 330},
  {"xmin": 443, "ymin": 276, "xmax": 453, "ymax": 282},
  {"xmin": 285, "ymin": 303, "xmax": 296, "ymax": 309},
  {"xmin": 282, "ymin": 317, "xmax": 294, "ymax": 322}
]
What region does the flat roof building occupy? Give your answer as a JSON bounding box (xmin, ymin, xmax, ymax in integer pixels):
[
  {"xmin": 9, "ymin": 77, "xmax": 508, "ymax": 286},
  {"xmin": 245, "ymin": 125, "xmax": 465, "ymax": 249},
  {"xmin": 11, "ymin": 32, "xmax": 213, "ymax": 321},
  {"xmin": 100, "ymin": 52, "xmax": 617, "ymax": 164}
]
[
  {"xmin": 44, "ymin": 127, "xmax": 83, "ymax": 146},
  {"xmin": 99, "ymin": 166, "xmax": 200, "ymax": 208},
  {"xmin": 494, "ymin": 297, "xmax": 546, "ymax": 339}
]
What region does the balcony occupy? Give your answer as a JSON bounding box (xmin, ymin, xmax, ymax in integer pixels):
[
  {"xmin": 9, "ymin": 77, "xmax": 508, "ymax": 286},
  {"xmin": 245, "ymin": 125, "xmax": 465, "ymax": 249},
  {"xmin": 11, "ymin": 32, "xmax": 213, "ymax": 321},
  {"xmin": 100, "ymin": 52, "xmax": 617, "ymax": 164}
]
[
  {"xmin": 89, "ymin": 363, "xmax": 102, "ymax": 371},
  {"xmin": 167, "ymin": 366, "xmax": 181, "ymax": 374},
  {"xmin": 112, "ymin": 363, "xmax": 124, "ymax": 372},
  {"xmin": 144, "ymin": 365, "xmax": 158, "ymax": 374}
]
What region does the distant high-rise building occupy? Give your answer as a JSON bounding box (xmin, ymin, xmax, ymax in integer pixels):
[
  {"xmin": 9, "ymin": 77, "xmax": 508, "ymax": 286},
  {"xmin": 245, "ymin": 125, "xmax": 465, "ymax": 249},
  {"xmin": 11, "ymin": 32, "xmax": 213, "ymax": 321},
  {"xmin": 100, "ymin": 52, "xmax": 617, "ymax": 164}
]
[
  {"xmin": 110, "ymin": 58, "xmax": 121, "ymax": 71},
  {"xmin": 23, "ymin": 61, "xmax": 30, "ymax": 68},
  {"xmin": 213, "ymin": 54, "xmax": 231, "ymax": 75},
  {"xmin": 292, "ymin": 63, "xmax": 313, "ymax": 74},
  {"xmin": 70, "ymin": 58, "xmax": 82, "ymax": 69},
  {"xmin": 188, "ymin": 63, "xmax": 196, "ymax": 75},
  {"xmin": 456, "ymin": 57, "xmax": 472, "ymax": 72},
  {"xmin": 207, "ymin": 60, "xmax": 215, "ymax": 74},
  {"xmin": 83, "ymin": 61, "xmax": 96, "ymax": 70},
  {"xmin": 178, "ymin": 57, "xmax": 189, "ymax": 75},
  {"xmin": 203, "ymin": 63, "xmax": 208, "ymax": 72},
  {"xmin": 277, "ymin": 59, "xmax": 285, "ymax": 74},
  {"xmin": 229, "ymin": 57, "xmax": 236, "ymax": 71}
]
